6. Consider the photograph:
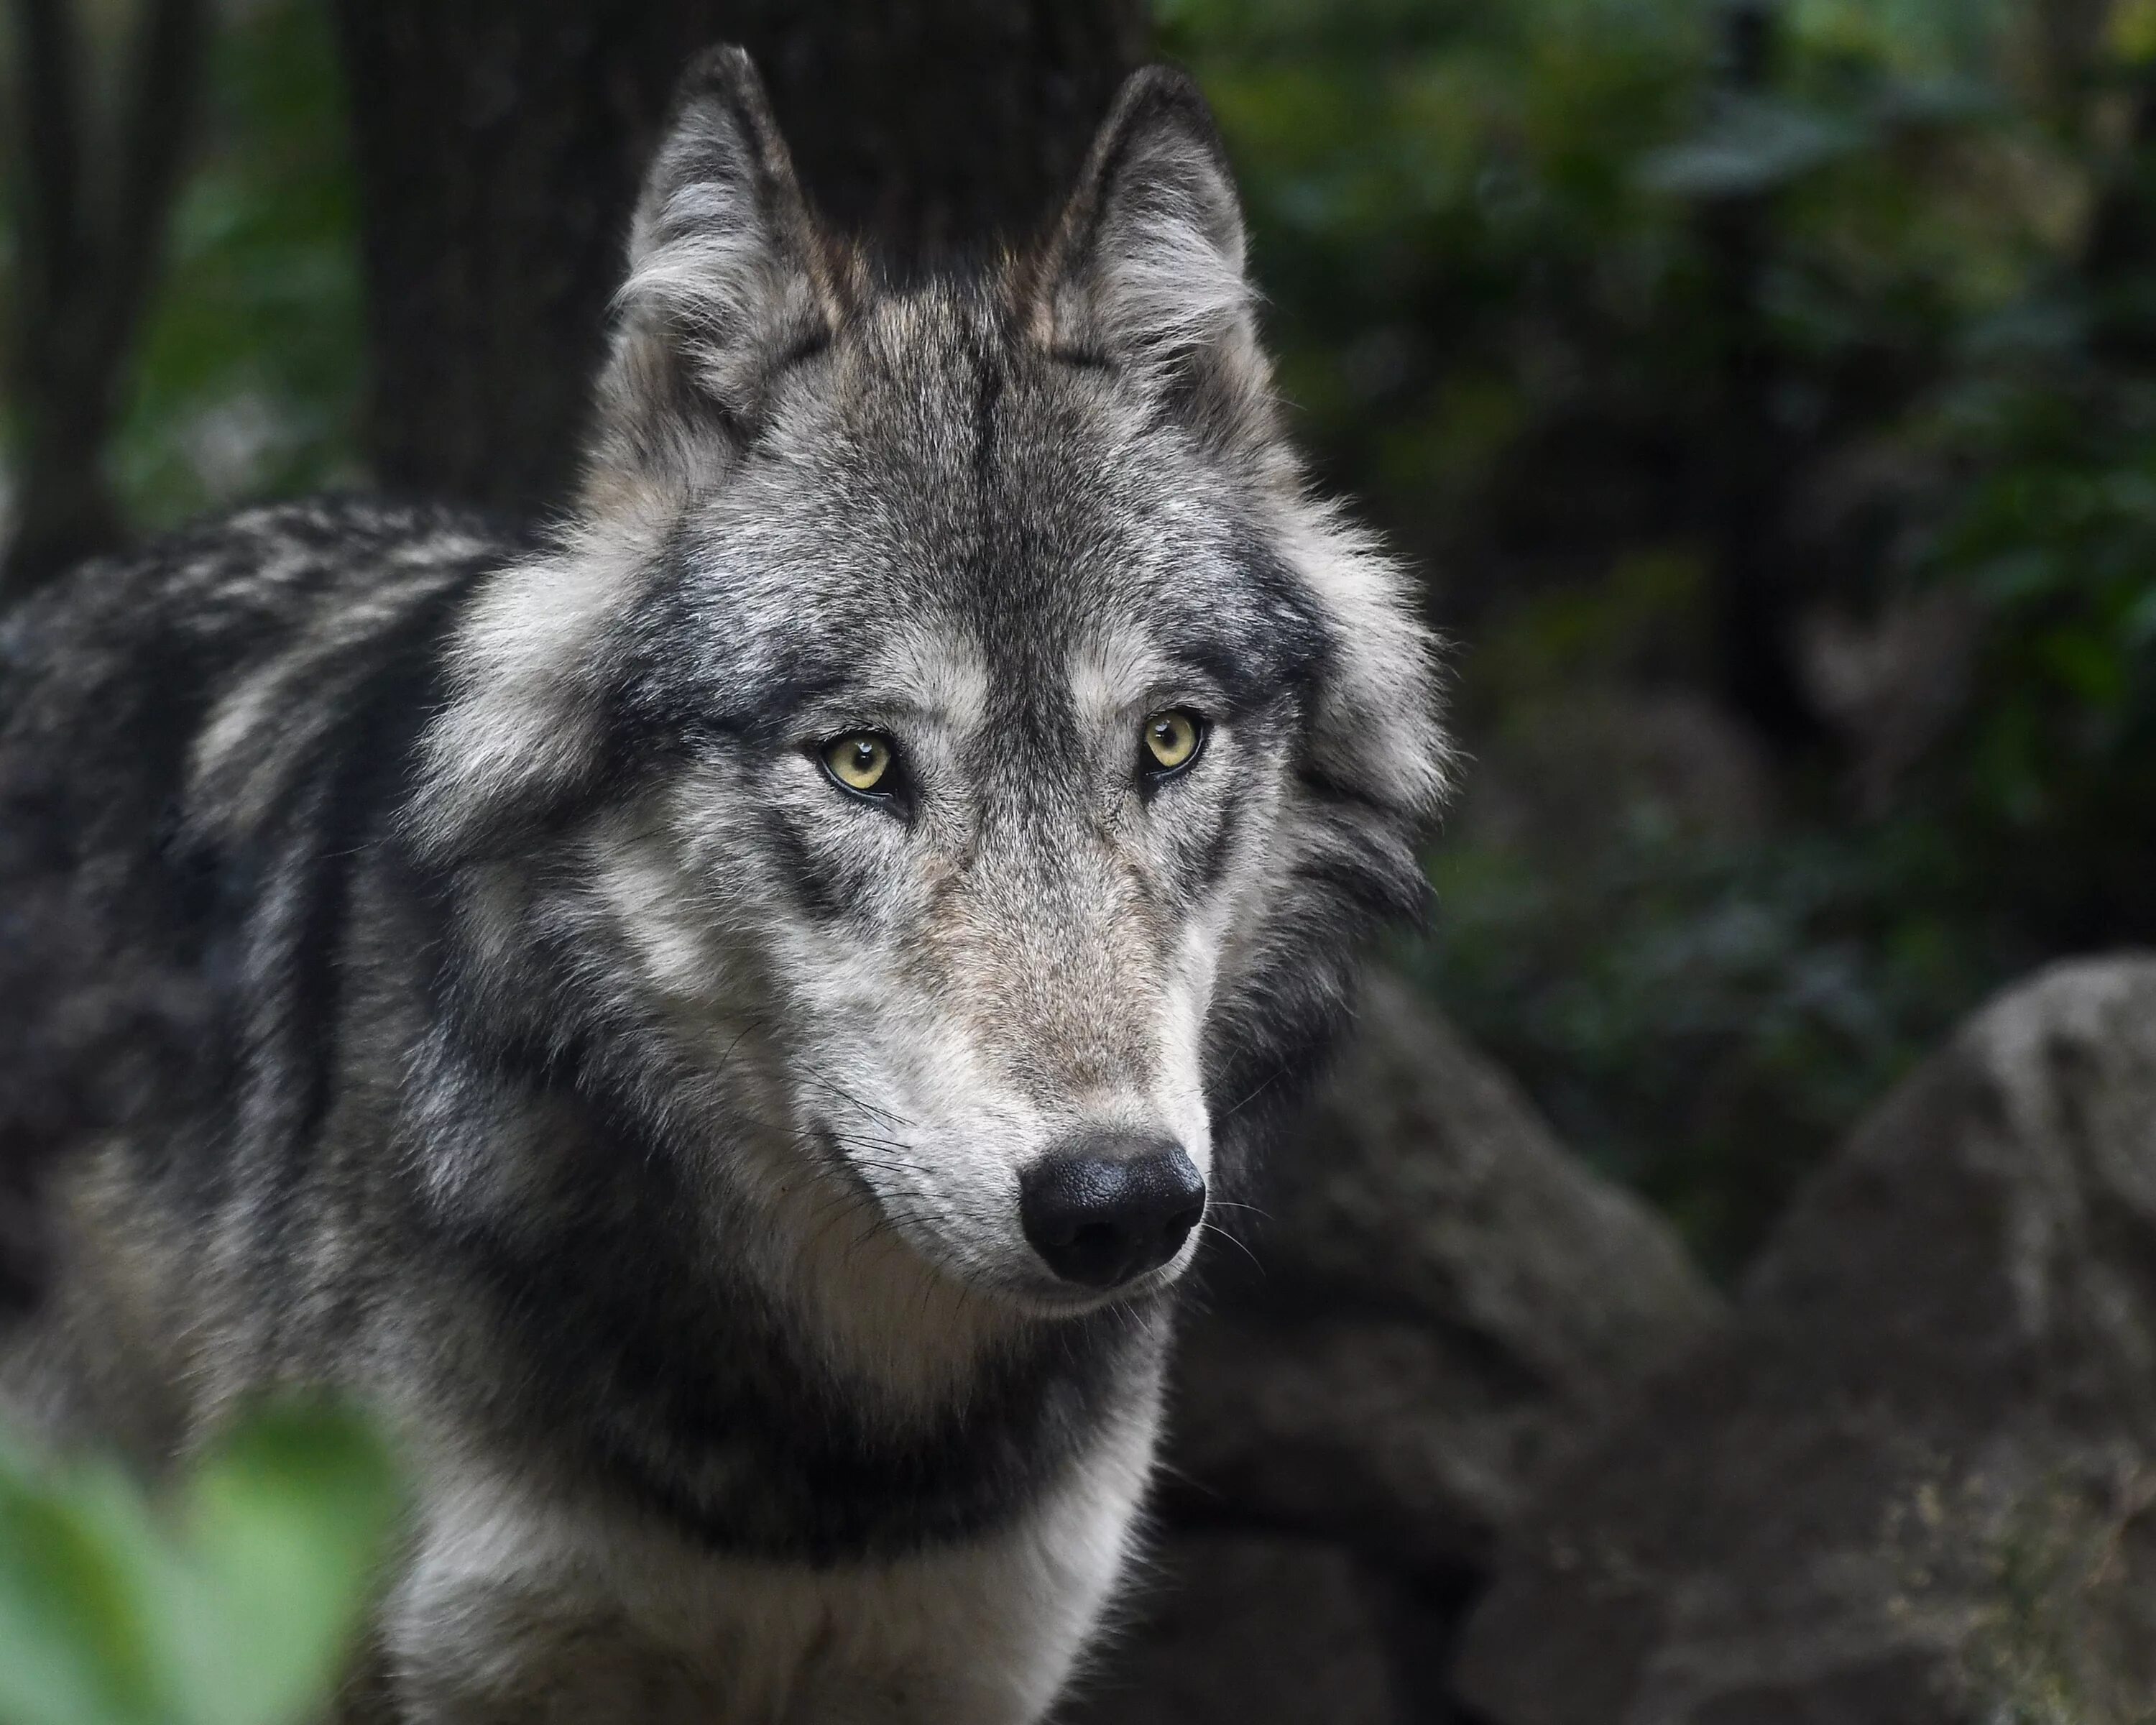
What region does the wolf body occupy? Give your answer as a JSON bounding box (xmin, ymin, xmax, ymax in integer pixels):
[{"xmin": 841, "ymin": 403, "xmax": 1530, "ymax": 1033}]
[{"xmin": 0, "ymin": 51, "xmax": 1446, "ymax": 1724}]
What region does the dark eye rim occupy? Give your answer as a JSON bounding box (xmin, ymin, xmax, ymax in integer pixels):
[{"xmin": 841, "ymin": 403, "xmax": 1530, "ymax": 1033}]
[
  {"xmin": 814, "ymin": 730, "xmax": 907, "ymax": 807},
  {"xmin": 1139, "ymin": 709, "xmax": 1210, "ymax": 783}
]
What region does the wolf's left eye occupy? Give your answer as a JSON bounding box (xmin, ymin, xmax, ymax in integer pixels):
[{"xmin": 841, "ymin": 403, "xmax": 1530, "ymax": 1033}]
[
  {"xmin": 1141, "ymin": 710, "xmax": 1206, "ymax": 776},
  {"xmin": 822, "ymin": 732, "xmax": 895, "ymax": 795}
]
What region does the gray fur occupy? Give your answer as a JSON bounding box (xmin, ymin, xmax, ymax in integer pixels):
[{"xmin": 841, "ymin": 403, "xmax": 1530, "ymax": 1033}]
[{"xmin": 0, "ymin": 49, "xmax": 1446, "ymax": 1724}]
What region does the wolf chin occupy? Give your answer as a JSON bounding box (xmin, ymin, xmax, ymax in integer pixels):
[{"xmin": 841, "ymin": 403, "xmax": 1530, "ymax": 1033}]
[{"xmin": 0, "ymin": 47, "xmax": 1445, "ymax": 1724}]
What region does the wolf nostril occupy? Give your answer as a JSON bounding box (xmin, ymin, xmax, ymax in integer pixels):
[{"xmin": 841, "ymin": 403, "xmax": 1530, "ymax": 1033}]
[{"xmin": 1019, "ymin": 1134, "xmax": 1206, "ymax": 1290}]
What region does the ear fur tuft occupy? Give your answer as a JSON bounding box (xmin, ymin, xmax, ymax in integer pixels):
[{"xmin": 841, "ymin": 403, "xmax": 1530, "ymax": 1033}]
[
  {"xmin": 585, "ymin": 46, "xmax": 849, "ymax": 504},
  {"xmin": 1033, "ymin": 66, "xmax": 1263, "ymax": 417}
]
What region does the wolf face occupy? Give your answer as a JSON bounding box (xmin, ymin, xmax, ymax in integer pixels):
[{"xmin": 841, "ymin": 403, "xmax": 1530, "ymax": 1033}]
[{"xmin": 408, "ymin": 52, "xmax": 1446, "ymax": 1356}]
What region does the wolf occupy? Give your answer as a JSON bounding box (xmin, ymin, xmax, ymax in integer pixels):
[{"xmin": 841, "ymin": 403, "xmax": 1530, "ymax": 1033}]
[{"xmin": 0, "ymin": 47, "xmax": 1446, "ymax": 1724}]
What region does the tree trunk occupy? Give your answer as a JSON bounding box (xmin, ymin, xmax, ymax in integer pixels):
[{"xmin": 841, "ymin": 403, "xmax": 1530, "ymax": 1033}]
[
  {"xmin": 1699, "ymin": 0, "xmax": 1828, "ymax": 758},
  {"xmin": 1, "ymin": 0, "xmax": 208, "ymax": 599},
  {"xmin": 329, "ymin": 0, "xmax": 1148, "ymax": 516}
]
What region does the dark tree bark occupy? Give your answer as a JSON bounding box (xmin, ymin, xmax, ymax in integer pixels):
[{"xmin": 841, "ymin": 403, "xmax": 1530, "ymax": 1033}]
[
  {"xmin": 1, "ymin": 0, "xmax": 208, "ymax": 598},
  {"xmin": 1698, "ymin": 0, "xmax": 1828, "ymax": 758},
  {"xmin": 330, "ymin": 1, "xmax": 1148, "ymax": 515},
  {"xmin": 2080, "ymin": 58, "xmax": 2156, "ymax": 369}
]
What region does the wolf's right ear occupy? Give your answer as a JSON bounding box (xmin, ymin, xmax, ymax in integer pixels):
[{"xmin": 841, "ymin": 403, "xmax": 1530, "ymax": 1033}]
[{"xmin": 584, "ymin": 47, "xmax": 849, "ymax": 504}]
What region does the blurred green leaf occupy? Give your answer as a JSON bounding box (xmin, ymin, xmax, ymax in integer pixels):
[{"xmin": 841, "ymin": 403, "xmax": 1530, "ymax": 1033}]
[
  {"xmin": 0, "ymin": 1450, "xmax": 175, "ymax": 1725},
  {"xmin": 2112, "ymin": 0, "xmax": 2156, "ymax": 65},
  {"xmin": 166, "ymin": 1406, "xmax": 400, "ymax": 1725},
  {"xmin": 0, "ymin": 1406, "xmax": 400, "ymax": 1725}
]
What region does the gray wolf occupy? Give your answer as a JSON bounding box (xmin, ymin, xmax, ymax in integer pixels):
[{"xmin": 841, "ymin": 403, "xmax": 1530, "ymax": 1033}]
[{"xmin": 0, "ymin": 47, "xmax": 1446, "ymax": 1724}]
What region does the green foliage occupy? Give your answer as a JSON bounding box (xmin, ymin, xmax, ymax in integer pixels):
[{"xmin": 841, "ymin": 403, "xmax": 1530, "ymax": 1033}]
[
  {"xmin": 1161, "ymin": 0, "xmax": 1715, "ymax": 561},
  {"xmin": 110, "ymin": 0, "xmax": 366, "ymax": 526},
  {"xmin": 0, "ymin": 1405, "xmax": 400, "ymax": 1725},
  {"xmin": 1915, "ymin": 339, "xmax": 2156, "ymax": 939},
  {"xmin": 1411, "ymin": 811, "xmax": 1991, "ymax": 1271}
]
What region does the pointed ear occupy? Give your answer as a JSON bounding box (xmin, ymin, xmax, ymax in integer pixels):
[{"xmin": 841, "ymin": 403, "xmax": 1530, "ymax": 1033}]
[
  {"xmin": 1031, "ymin": 67, "xmax": 1267, "ymax": 426},
  {"xmin": 584, "ymin": 46, "xmax": 851, "ymax": 503}
]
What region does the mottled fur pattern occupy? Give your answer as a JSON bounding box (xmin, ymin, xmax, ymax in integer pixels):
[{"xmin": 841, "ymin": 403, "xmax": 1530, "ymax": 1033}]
[{"xmin": 0, "ymin": 49, "xmax": 1446, "ymax": 1724}]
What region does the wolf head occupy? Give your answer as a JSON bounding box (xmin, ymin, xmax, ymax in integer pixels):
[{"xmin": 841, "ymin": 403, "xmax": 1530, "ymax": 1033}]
[{"xmin": 410, "ymin": 50, "xmax": 1445, "ymax": 1353}]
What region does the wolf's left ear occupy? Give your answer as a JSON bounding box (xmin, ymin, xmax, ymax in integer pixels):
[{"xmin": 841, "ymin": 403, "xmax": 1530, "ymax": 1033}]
[
  {"xmin": 585, "ymin": 46, "xmax": 852, "ymax": 503},
  {"xmin": 1032, "ymin": 68, "xmax": 1267, "ymax": 432}
]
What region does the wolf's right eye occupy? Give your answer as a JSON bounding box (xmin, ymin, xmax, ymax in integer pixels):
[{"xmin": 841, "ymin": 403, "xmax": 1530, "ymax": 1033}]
[{"xmin": 821, "ymin": 732, "xmax": 895, "ymax": 796}]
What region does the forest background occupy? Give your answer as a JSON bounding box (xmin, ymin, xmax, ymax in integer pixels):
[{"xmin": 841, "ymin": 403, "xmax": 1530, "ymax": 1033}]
[{"xmin": 6, "ymin": 1, "xmax": 2156, "ymax": 1718}]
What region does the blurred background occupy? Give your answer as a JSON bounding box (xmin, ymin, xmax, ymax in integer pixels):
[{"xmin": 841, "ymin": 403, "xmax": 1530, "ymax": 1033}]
[{"xmin": 4, "ymin": 1, "xmax": 2155, "ymax": 1722}]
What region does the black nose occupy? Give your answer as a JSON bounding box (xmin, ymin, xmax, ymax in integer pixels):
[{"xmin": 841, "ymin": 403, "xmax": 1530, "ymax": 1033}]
[{"xmin": 1020, "ymin": 1134, "xmax": 1206, "ymax": 1289}]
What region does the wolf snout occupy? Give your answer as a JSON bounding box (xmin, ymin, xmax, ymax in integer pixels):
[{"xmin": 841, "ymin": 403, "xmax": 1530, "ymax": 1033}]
[{"xmin": 1018, "ymin": 1134, "xmax": 1206, "ymax": 1290}]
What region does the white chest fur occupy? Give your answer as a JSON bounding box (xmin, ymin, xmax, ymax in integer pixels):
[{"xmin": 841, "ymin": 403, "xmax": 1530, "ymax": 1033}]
[{"xmin": 379, "ymin": 1391, "xmax": 1161, "ymax": 1725}]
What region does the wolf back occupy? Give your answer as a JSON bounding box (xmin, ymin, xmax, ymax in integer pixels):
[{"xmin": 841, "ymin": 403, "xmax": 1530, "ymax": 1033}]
[{"xmin": 0, "ymin": 46, "xmax": 1447, "ymax": 1725}]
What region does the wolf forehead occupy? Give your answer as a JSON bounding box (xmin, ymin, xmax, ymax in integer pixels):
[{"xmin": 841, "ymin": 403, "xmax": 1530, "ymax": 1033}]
[{"xmin": 602, "ymin": 288, "xmax": 1332, "ymax": 744}]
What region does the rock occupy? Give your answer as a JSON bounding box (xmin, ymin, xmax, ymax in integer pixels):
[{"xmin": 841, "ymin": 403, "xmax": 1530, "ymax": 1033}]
[
  {"xmin": 1166, "ymin": 972, "xmax": 1725, "ymax": 1571},
  {"xmin": 1451, "ymin": 955, "xmax": 2156, "ymax": 1725},
  {"xmin": 1056, "ymin": 1534, "xmax": 1408, "ymax": 1725}
]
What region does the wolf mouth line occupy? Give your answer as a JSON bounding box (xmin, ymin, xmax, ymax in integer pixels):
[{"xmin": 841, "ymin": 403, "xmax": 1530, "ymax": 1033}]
[{"xmin": 1, "ymin": 42, "xmax": 1447, "ymax": 1725}]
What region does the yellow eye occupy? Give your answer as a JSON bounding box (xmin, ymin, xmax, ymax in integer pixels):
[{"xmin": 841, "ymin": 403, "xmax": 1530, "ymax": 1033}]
[
  {"xmin": 1142, "ymin": 710, "xmax": 1203, "ymax": 773},
  {"xmin": 823, "ymin": 732, "xmax": 893, "ymax": 794}
]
